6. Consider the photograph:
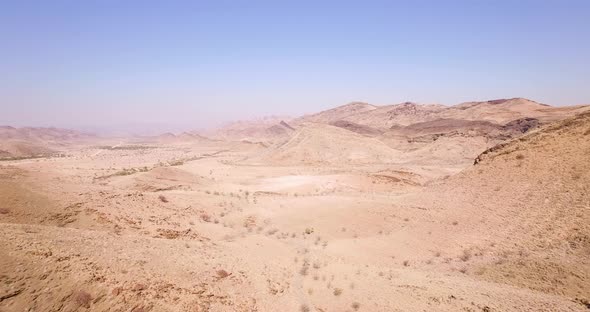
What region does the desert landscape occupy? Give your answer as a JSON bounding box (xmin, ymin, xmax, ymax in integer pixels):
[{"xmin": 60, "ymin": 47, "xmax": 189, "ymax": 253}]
[{"xmin": 1, "ymin": 98, "xmax": 589, "ymax": 311}]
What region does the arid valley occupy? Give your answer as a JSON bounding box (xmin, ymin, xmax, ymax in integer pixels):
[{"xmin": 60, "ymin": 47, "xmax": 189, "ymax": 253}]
[{"xmin": 1, "ymin": 98, "xmax": 589, "ymax": 311}]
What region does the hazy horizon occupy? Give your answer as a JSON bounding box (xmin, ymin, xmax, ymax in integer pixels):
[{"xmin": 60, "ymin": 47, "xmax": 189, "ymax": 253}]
[{"xmin": 2, "ymin": 0, "xmax": 589, "ymax": 133}]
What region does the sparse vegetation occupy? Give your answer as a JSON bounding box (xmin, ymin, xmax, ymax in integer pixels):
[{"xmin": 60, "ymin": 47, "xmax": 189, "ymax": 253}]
[{"xmin": 5, "ymin": 94, "xmax": 589, "ymax": 312}]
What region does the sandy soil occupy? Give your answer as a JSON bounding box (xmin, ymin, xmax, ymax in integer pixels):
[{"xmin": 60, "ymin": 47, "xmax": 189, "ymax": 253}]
[{"xmin": 1, "ymin": 110, "xmax": 590, "ymax": 311}]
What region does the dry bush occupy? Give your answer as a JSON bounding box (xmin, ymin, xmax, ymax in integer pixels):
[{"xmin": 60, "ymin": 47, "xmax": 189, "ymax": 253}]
[
  {"xmin": 333, "ymin": 288, "xmax": 343, "ymax": 296},
  {"xmin": 352, "ymin": 302, "xmax": 360, "ymax": 310},
  {"xmin": 158, "ymin": 195, "xmax": 168, "ymax": 203},
  {"xmin": 460, "ymin": 249, "xmax": 472, "ymax": 262},
  {"xmin": 132, "ymin": 283, "xmax": 146, "ymax": 291},
  {"xmin": 74, "ymin": 290, "xmax": 92, "ymax": 308},
  {"xmin": 515, "ymin": 154, "xmax": 525, "ymax": 160},
  {"xmin": 452, "ymin": 220, "xmax": 458, "ymax": 226},
  {"xmin": 169, "ymin": 160, "xmax": 184, "ymax": 166},
  {"xmin": 299, "ymin": 265, "xmax": 309, "ymax": 276},
  {"xmin": 403, "ymin": 260, "xmax": 409, "ymax": 267},
  {"xmin": 130, "ymin": 305, "xmax": 147, "ymax": 312},
  {"xmin": 200, "ymin": 213, "xmax": 211, "ymax": 222},
  {"xmin": 111, "ymin": 287, "xmax": 123, "ymax": 296},
  {"xmin": 216, "ymin": 269, "xmax": 231, "ymax": 278},
  {"xmin": 300, "ymin": 304, "xmax": 310, "ymax": 312}
]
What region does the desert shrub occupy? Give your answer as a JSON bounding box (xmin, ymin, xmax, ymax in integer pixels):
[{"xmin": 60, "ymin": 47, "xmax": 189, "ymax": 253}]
[
  {"xmin": 460, "ymin": 249, "xmax": 472, "ymax": 262},
  {"xmin": 515, "ymin": 154, "xmax": 525, "ymax": 160},
  {"xmin": 352, "ymin": 302, "xmax": 361, "ymax": 311},
  {"xmin": 333, "ymin": 288, "xmax": 343, "ymax": 296},
  {"xmin": 216, "ymin": 269, "xmax": 231, "ymax": 278},
  {"xmin": 403, "ymin": 260, "xmax": 409, "ymax": 267},
  {"xmin": 299, "ymin": 266, "xmax": 309, "ymax": 276},
  {"xmin": 74, "ymin": 291, "xmax": 92, "ymax": 308},
  {"xmin": 200, "ymin": 213, "xmax": 211, "ymax": 222},
  {"xmin": 158, "ymin": 195, "xmax": 168, "ymax": 203},
  {"xmin": 169, "ymin": 160, "xmax": 184, "ymax": 166},
  {"xmin": 132, "ymin": 283, "xmax": 146, "ymax": 291}
]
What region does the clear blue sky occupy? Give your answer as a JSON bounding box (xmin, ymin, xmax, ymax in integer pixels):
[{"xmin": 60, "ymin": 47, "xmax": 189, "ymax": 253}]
[{"xmin": 1, "ymin": 0, "xmax": 589, "ymax": 131}]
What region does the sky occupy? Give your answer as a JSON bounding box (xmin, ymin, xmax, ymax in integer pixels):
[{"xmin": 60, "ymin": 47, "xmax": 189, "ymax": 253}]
[{"xmin": 1, "ymin": 0, "xmax": 589, "ymax": 133}]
